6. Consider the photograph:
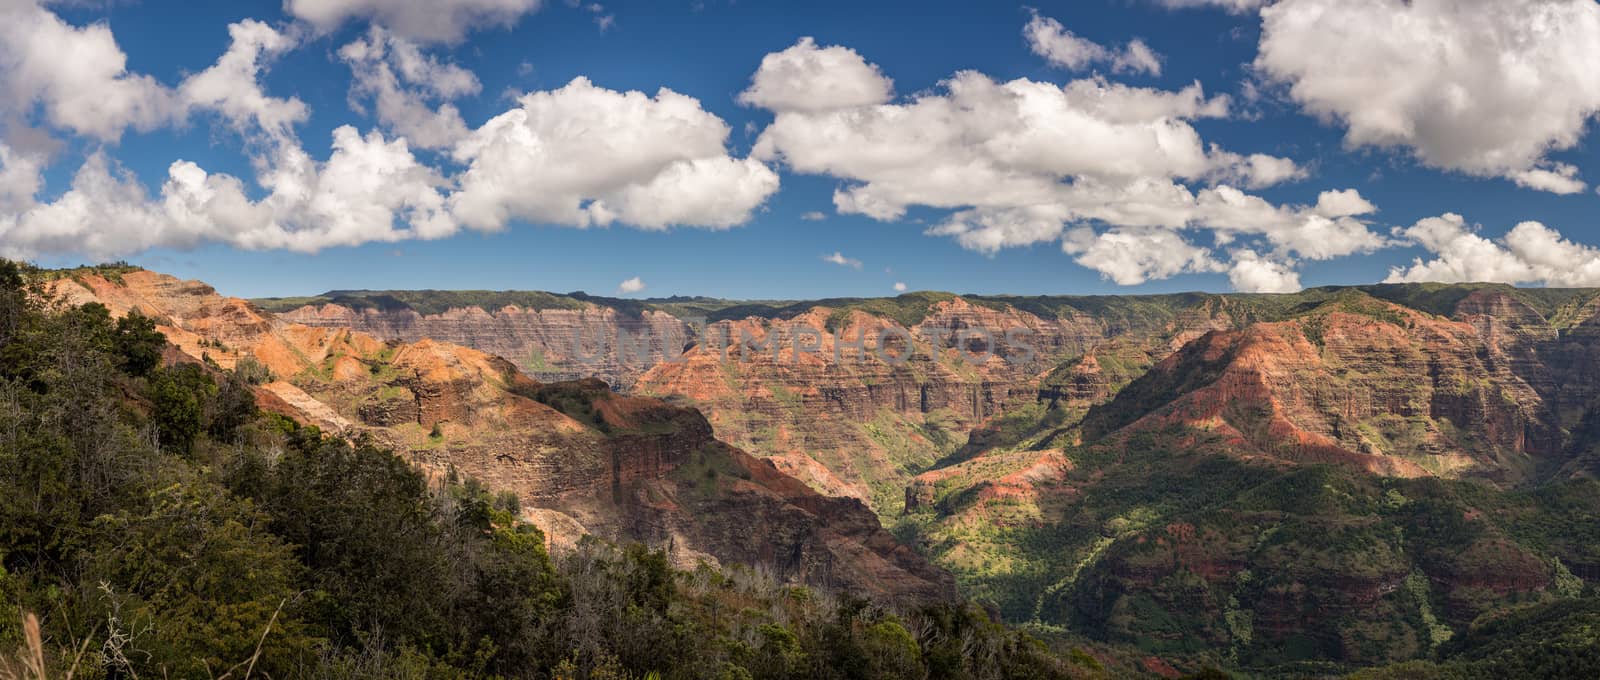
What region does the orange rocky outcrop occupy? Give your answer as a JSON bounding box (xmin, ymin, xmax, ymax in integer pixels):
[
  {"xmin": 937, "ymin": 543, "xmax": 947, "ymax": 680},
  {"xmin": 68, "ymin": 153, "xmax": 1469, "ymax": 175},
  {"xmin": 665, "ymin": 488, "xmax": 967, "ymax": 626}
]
[
  {"xmin": 1081, "ymin": 300, "xmax": 1557, "ymax": 480},
  {"xmin": 51, "ymin": 270, "xmax": 954, "ymax": 602},
  {"xmin": 630, "ymin": 299, "xmax": 1236, "ymax": 514}
]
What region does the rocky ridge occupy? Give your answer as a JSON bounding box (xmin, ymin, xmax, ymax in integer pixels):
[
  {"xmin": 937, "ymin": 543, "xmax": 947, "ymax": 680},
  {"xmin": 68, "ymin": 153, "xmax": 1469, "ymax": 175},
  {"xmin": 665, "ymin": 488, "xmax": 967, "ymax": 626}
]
[
  {"xmin": 897, "ymin": 287, "xmax": 1600, "ymax": 666},
  {"xmin": 274, "ymin": 291, "xmax": 1246, "ymax": 515},
  {"xmin": 52, "ymin": 270, "xmax": 954, "ymax": 602},
  {"xmin": 160, "ymin": 276, "xmax": 1600, "ymax": 669},
  {"xmin": 270, "ymin": 286, "xmax": 1600, "ymax": 506}
]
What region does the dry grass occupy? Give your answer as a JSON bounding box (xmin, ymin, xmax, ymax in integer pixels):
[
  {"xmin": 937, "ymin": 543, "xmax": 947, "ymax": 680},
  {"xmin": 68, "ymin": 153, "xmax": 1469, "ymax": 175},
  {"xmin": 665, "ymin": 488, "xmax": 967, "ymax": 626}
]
[
  {"xmin": 0, "ymin": 612, "xmax": 87, "ymax": 680},
  {"xmin": 0, "ymin": 601, "xmax": 281, "ymax": 680},
  {"xmin": 0, "ymin": 612, "xmax": 45, "ymax": 680}
]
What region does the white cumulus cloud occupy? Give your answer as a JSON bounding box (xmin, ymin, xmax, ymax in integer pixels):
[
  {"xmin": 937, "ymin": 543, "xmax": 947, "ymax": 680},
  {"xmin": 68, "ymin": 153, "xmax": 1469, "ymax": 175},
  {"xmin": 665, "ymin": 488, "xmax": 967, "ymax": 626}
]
[
  {"xmin": 0, "ymin": 4, "xmax": 784, "ymax": 261},
  {"xmin": 0, "ymin": 9, "xmax": 462, "ymax": 260},
  {"xmin": 0, "ymin": 125, "xmax": 455, "ymax": 260},
  {"xmin": 617, "ymin": 276, "xmax": 645, "ymax": 294},
  {"xmin": 1062, "ymin": 227, "xmax": 1224, "ymax": 286},
  {"xmin": 822, "ymin": 251, "xmax": 862, "ymax": 269},
  {"xmin": 1313, "ymin": 188, "xmax": 1377, "ymax": 218},
  {"xmin": 173, "ymin": 125, "xmax": 457, "ymax": 253},
  {"xmin": 0, "ymin": 3, "xmax": 308, "ymax": 145},
  {"xmin": 0, "ymin": 143, "xmax": 42, "ymax": 214},
  {"xmin": 1509, "ymin": 163, "xmax": 1587, "ymax": 196},
  {"xmin": 1255, "ymin": 0, "xmax": 1600, "ymax": 193},
  {"xmin": 178, "ymin": 20, "xmax": 308, "ymax": 141},
  {"xmin": 1228, "ymin": 249, "xmax": 1303, "ymax": 293},
  {"xmin": 0, "ymin": 0, "xmax": 179, "ymax": 141},
  {"xmin": 1387, "ymin": 214, "xmax": 1600, "ymax": 287},
  {"xmin": 339, "ymin": 27, "xmax": 481, "ymax": 149},
  {"xmin": 744, "ymin": 35, "xmax": 1376, "ymax": 291},
  {"xmin": 737, "ymin": 37, "xmax": 894, "ymax": 113},
  {"xmin": 1024, "ymin": 10, "xmax": 1163, "ymax": 76},
  {"xmin": 450, "ymin": 76, "xmax": 779, "ymax": 232},
  {"xmin": 285, "ymin": 0, "xmax": 543, "ymax": 43}
]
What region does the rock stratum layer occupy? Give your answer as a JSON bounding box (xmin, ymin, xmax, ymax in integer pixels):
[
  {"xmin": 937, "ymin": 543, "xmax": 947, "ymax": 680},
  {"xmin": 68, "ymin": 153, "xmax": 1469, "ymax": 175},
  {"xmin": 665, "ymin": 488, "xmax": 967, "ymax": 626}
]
[
  {"xmin": 267, "ymin": 283, "xmax": 1600, "ymax": 669},
  {"xmin": 53, "ymin": 271, "xmax": 954, "ymax": 603},
  {"xmin": 274, "ymin": 291, "xmax": 1246, "ymax": 514},
  {"xmin": 903, "ymin": 288, "xmax": 1600, "ymax": 667},
  {"xmin": 271, "ymin": 286, "xmax": 1600, "ymax": 513}
]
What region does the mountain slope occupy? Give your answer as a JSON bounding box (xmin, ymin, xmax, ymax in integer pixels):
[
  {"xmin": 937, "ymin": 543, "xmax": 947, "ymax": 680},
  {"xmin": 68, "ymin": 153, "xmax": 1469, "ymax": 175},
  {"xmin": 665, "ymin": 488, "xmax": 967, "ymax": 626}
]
[
  {"xmin": 0, "ymin": 262, "xmax": 1093, "ymax": 679},
  {"xmin": 264, "ymin": 285, "xmax": 1600, "ymax": 522},
  {"xmin": 900, "ymin": 288, "xmax": 1600, "ymax": 670},
  {"xmin": 254, "ymin": 280, "xmax": 1600, "ymax": 671},
  {"xmin": 274, "ymin": 290, "xmax": 1253, "ymax": 516},
  {"xmin": 1081, "ymin": 294, "xmax": 1556, "ymax": 480},
  {"xmin": 51, "ymin": 268, "xmax": 954, "ymax": 602}
]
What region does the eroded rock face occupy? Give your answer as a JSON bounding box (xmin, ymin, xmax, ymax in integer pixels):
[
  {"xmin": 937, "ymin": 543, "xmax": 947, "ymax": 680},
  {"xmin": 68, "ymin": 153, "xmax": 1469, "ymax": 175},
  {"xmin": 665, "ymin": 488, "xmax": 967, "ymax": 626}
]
[
  {"xmin": 899, "ymin": 288, "xmax": 1600, "ymax": 665},
  {"xmin": 1081, "ymin": 301, "xmax": 1560, "ymax": 480},
  {"xmin": 259, "ymin": 293, "xmax": 1341, "ymax": 517},
  {"xmin": 280, "ymin": 303, "xmax": 692, "ymax": 389},
  {"xmin": 51, "ymin": 271, "xmax": 954, "ymax": 603},
  {"xmin": 520, "ymin": 379, "xmax": 958, "ymax": 601},
  {"xmin": 268, "ymin": 286, "xmax": 1600, "ymax": 609},
  {"xmin": 285, "ymin": 297, "xmax": 1114, "ymax": 514},
  {"xmin": 632, "ymin": 299, "xmax": 1243, "ymax": 515},
  {"xmin": 268, "ymin": 285, "xmax": 1600, "ymax": 522}
]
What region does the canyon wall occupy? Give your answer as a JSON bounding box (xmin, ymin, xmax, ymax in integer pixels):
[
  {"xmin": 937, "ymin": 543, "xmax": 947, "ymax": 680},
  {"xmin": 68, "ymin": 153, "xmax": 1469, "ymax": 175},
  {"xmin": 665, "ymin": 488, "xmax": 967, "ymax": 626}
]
[
  {"xmin": 270, "ymin": 286, "xmax": 1600, "ymax": 534},
  {"xmin": 52, "ymin": 271, "xmax": 955, "ymax": 602},
  {"xmin": 277, "ymin": 294, "xmax": 1244, "ymax": 515},
  {"xmin": 97, "ymin": 273, "xmax": 1600, "ymax": 667},
  {"xmin": 280, "ymin": 302, "xmax": 692, "ymax": 389}
]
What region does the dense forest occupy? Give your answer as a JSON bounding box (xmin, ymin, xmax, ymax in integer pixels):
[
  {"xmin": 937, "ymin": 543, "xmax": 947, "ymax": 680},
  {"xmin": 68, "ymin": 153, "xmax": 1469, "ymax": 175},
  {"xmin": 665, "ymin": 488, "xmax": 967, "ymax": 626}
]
[{"xmin": 0, "ymin": 260, "xmax": 1093, "ymax": 678}]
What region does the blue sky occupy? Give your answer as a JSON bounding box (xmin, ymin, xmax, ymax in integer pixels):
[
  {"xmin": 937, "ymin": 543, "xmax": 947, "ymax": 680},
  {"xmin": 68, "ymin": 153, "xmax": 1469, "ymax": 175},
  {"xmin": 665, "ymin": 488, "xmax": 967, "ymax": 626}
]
[{"xmin": 5, "ymin": 0, "xmax": 1600, "ymax": 299}]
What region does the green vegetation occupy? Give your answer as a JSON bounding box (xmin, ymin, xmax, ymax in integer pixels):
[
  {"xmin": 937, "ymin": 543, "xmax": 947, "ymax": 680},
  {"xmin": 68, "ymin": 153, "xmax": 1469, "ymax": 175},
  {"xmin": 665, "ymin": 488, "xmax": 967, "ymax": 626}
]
[
  {"xmin": 254, "ymin": 288, "xmax": 594, "ymax": 315},
  {"xmin": 0, "ymin": 260, "xmax": 1096, "ymax": 679},
  {"xmin": 906, "ymin": 415, "xmax": 1600, "ymax": 675},
  {"xmin": 29, "ymin": 261, "xmax": 144, "ymax": 286},
  {"xmin": 253, "ymin": 289, "xmax": 1015, "ymax": 328},
  {"xmin": 1353, "ymin": 597, "xmax": 1600, "ymax": 678},
  {"xmin": 252, "ymin": 281, "xmax": 1600, "ymax": 351},
  {"xmin": 970, "ymin": 291, "xmax": 1223, "ymax": 324},
  {"xmin": 1357, "ymin": 281, "xmax": 1600, "ymax": 322},
  {"xmin": 253, "ymin": 288, "xmax": 796, "ymax": 321}
]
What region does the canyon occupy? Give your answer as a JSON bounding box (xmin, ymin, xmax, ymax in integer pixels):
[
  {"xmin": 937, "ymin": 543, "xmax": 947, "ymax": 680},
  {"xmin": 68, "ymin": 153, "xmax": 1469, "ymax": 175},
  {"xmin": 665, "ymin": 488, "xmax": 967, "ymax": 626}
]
[
  {"xmin": 52, "ymin": 270, "xmax": 954, "ymax": 603},
  {"xmin": 0, "ymin": 256, "xmax": 1592, "ymax": 678},
  {"xmin": 262, "ymin": 282, "xmax": 1600, "ymax": 668},
  {"xmin": 269, "ymin": 290, "xmax": 1247, "ymax": 514},
  {"xmin": 267, "ymin": 285, "xmax": 1600, "ymax": 510},
  {"xmin": 54, "ymin": 270, "xmax": 1600, "ymax": 670}
]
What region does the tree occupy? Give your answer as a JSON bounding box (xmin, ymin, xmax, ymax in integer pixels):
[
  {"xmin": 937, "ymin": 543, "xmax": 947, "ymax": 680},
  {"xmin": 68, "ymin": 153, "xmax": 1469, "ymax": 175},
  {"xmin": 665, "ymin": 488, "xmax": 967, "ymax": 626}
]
[
  {"xmin": 241, "ymin": 433, "xmax": 455, "ymax": 648},
  {"xmin": 85, "ymin": 482, "xmax": 318, "ymax": 677},
  {"xmin": 113, "ymin": 309, "xmax": 165, "ymax": 377},
  {"xmin": 208, "ymin": 368, "xmax": 259, "ymax": 443},
  {"xmin": 0, "ymin": 260, "xmax": 34, "ymax": 351},
  {"xmin": 0, "ymin": 554, "xmax": 18, "ymax": 651},
  {"xmin": 863, "ymin": 618, "xmax": 925, "ymax": 679},
  {"xmin": 148, "ymin": 364, "xmax": 216, "ymax": 454},
  {"xmin": 233, "ymin": 356, "xmax": 275, "ymax": 385}
]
